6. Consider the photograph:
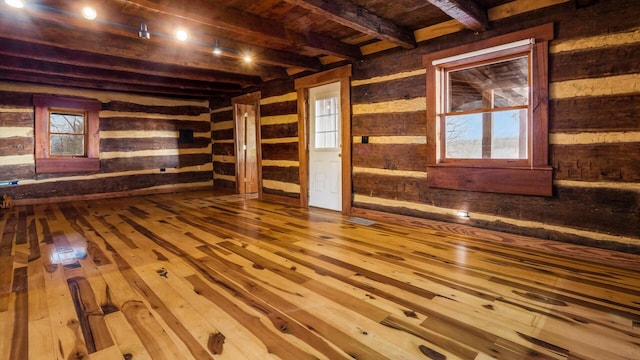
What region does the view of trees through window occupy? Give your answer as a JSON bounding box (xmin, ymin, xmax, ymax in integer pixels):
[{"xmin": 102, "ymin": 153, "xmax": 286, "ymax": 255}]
[
  {"xmin": 444, "ymin": 55, "xmax": 529, "ymax": 160},
  {"xmin": 49, "ymin": 112, "xmax": 86, "ymax": 156}
]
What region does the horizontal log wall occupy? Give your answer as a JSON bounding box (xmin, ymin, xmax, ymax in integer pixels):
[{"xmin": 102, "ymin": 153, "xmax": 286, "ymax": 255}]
[
  {"xmin": 259, "ymin": 79, "xmax": 301, "ymax": 200},
  {"xmin": 210, "ymin": 98, "xmax": 235, "ymax": 189},
  {"xmin": 0, "ymin": 82, "xmax": 212, "ymax": 202},
  {"xmin": 350, "ymin": 0, "xmax": 640, "ymax": 253}
]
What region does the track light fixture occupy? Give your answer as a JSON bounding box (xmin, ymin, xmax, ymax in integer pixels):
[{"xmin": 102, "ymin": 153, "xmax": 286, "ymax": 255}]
[
  {"xmin": 138, "ymin": 22, "xmax": 150, "ymax": 39},
  {"xmin": 212, "ymin": 39, "xmax": 222, "ymax": 55}
]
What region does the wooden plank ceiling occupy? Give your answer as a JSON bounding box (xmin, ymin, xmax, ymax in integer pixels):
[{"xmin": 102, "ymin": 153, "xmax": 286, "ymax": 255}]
[{"xmin": 0, "ymin": 0, "xmax": 509, "ymax": 99}]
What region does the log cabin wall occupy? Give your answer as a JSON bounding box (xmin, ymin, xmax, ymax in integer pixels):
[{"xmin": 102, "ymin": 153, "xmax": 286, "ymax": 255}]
[
  {"xmin": 0, "ymin": 82, "xmax": 213, "ymax": 203},
  {"xmin": 210, "ymin": 97, "xmax": 236, "ymax": 190},
  {"xmin": 211, "ymin": 79, "xmax": 302, "ymax": 202},
  {"xmin": 350, "ymin": 0, "xmax": 640, "ymax": 253},
  {"xmin": 259, "ymin": 79, "xmax": 301, "ymax": 201},
  {"xmin": 241, "ymin": 0, "xmax": 639, "ymax": 254}
]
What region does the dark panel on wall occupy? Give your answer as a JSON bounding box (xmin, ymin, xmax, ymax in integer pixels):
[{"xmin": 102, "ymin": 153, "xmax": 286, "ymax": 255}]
[
  {"xmin": 353, "ymin": 144, "xmax": 427, "ymax": 171},
  {"xmin": 102, "ymin": 101, "xmax": 209, "ymax": 116},
  {"xmin": 261, "ymin": 123, "xmax": 298, "ymax": 139},
  {"xmin": 550, "ymin": 94, "xmax": 640, "ymax": 132},
  {"xmin": 262, "ymin": 166, "xmax": 300, "ymax": 184},
  {"xmin": 261, "ymin": 142, "xmax": 299, "ymax": 161},
  {"xmin": 353, "ymin": 111, "xmax": 426, "ymax": 136},
  {"xmin": 352, "ymin": 75, "xmax": 425, "ymax": 103}
]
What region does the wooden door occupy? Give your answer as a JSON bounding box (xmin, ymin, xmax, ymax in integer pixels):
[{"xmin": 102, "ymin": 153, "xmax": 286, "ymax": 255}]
[
  {"xmin": 308, "ymin": 82, "xmax": 341, "ymax": 211},
  {"xmin": 244, "ymin": 105, "xmax": 259, "ymax": 193},
  {"xmin": 235, "ymin": 103, "xmax": 259, "ymax": 194}
]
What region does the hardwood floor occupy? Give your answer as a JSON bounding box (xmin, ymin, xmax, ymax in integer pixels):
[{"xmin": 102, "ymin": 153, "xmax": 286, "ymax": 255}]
[{"xmin": 1, "ymin": 191, "xmax": 639, "ymax": 360}]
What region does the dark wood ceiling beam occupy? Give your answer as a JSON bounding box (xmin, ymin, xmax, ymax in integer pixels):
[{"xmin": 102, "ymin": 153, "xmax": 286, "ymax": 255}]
[
  {"xmin": 118, "ymin": 0, "xmax": 362, "ymax": 60},
  {"xmin": 0, "ymin": 38, "xmax": 263, "ymax": 87},
  {"xmin": 0, "ymin": 55, "xmax": 243, "ymax": 93},
  {"xmin": 0, "ymin": 70, "xmax": 218, "ymax": 98},
  {"xmin": 7, "ymin": 3, "xmax": 322, "ymax": 71},
  {"xmin": 426, "ymin": 0, "xmax": 488, "ymax": 32},
  {"xmin": 0, "ymin": 15, "xmax": 287, "ymax": 80},
  {"xmin": 282, "ymin": 0, "xmax": 416, "ymax": 49}
]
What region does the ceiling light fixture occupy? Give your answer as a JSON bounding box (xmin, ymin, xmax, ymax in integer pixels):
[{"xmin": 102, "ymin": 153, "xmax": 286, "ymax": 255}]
[
  {"xmin": 5, "ymin": 0, "xmax": 24, "ymax": 8},
  {"xmin": 212, "ymin": 39, "xmax": 222, "ymax": 55},
  {"xmin": 138, "ymin": 22, "xmax": 150, "ymax": 39},
  {"xmin": 175, "ymin": 29, "xmax": 188, "ymax": 42},
  {"xmin": 82, "ymin": 6, "xmax": 97, "ymax": 20}
]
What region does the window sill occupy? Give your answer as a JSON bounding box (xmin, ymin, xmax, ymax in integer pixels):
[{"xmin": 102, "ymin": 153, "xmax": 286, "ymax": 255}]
[
  {"xmin": 427, "ymin": 164, "xmax": 552, "ymax": 196},
  {"xmin": 36, "ymin": 158, "xmax": 100, "ymax": 174}
]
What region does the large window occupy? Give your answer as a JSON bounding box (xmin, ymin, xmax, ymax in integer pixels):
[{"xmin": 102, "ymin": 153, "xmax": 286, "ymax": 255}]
[
  {"xmin": 34, "ymin": 95, "xmax": 101, "ymax": 173},
  {"xmin": 423, "ymin": 24, "xmax": 553, "ymax": 196}
]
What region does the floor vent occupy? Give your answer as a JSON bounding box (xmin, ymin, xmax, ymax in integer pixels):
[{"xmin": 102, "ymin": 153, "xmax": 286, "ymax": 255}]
[{"xmin": 346, "ymin": 217, "xmax": 376, "ymax": 226}]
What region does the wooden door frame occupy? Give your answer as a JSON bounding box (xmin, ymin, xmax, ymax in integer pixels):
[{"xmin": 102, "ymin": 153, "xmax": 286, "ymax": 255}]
[
  {"xmin": 294, "ymin": 65, "xmax": 352, "ymax": 215},
  {"xmin": 232, "ymin": 92, "xmax": 262, "ymax": 197}
]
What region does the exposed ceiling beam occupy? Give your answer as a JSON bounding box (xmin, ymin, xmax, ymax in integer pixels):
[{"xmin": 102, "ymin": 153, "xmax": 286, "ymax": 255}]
[
  {"xmin": 0, "ymin": 70, "xmax": 219, "ymax": 98},
  {"xmin": 282, "ymin": 0, "xmax": 416, "ymax": 49},
  {"xmin": 0, "ymin": 5, "xmax": 321, "ymax": 72},
  {"xmin": 118, "ymin": 0, "xmax": 363, "ymax": 60},
  {"xmin": 426, "ymin": 0, "xmax": 489, "ymax": 32},
  {"xmin": 0, "ymin": 16, "xmax": 288, "ymax": 80},
  {"xmin": 0, "ymin": 56, "xmax": 243, "ymax": 93},
  {"xmin": 0, "ymin": 38, "xmax": 262, "ymax": 87}
]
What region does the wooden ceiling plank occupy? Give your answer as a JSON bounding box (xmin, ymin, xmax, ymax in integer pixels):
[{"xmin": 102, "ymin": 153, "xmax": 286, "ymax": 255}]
[
  {"xmin": 282, "ymin": 0, "xmax": 416, "ymax": 49},
  {"xmin": 0, "ymin": 55, "xmax": 243, "ymax": 93},
  {"xmin": 118, "ymin": 0, "xmax": 362, "ymax": 60},
  {"xmin": 0, "ymin": 70, "xmax": 223, "ymax": 98},
  {"xmin": 0, "ymin": 14, "xmax": 288, "ymax": 79},
  {"xmin": 426, "ymin": 0, "xmax": 489, "ymax": 32},
  {"xmin": 16, "ymin": 2, "xmax": 322, "ymax": 71},
  {"xmin": 0, "ymin": 38, "xmax": 262, "ymax": 87}
]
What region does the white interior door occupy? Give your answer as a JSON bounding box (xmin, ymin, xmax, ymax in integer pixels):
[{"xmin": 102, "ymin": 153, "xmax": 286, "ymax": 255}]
[{"xmin": 308, "ymin": 82, "xmax": 341, "ymax": 211}]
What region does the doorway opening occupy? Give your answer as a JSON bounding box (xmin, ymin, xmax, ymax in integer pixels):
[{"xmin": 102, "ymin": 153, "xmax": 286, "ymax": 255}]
[
  {"xmin": 308, "ymin": 82, "xmax": 342, "ymax": 211},
  {"xmin": 232, "ymin": 92, "xmax": 261, "ymax": 196},
  {"xmin": 294, "ymin": 65, "xmax": 352, "ymax": 214}
]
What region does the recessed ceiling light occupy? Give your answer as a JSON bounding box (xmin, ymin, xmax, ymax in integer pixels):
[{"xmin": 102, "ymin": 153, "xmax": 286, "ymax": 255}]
[
  {"xmin": 176, "ymin": 29, "xmax": 188, "ymax": 41},
  {"xmin": 82, "ymin": 6, "xmax": 97, "ymax": 20},
  {"xmin": 5, "ymin": 0, "xmax": 25, "ymax": 8}
]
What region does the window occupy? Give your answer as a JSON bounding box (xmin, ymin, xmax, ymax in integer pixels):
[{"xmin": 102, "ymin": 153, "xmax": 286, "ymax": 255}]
[
  {"xmin": 34, "ymin": 95, "xmax": 101, "ymax": 173},
  {"xmin": 314, "ymin": 95, "xmax": 340, "ymax": 149},
  {"xmin": 423, "ymin": 24, "xmax": 554, "ymax": 196}
]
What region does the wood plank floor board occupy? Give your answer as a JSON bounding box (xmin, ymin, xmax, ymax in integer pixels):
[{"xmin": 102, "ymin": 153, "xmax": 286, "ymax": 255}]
[{"xmin": 1, "ymin": 191, "xmax": 639, "ymax": 360}]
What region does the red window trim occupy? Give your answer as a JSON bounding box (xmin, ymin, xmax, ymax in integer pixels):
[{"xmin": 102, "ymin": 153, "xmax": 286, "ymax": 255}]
[
  {"xmin": 422, "ymin": 23, "xmax": 554, "ymax": 196},
  {"xmin": 34, "ymin": 94, "xmax": 101, "ymax": 173}
]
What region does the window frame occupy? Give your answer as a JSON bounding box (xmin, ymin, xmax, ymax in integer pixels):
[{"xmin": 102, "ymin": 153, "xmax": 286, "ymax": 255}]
[
  {"xmin": 422, "ymin": 23, "xmax": 554, "ymax": 196},
  {"xmin": 34, "ymin": 94, "xmax": 101, "ymax": 173}
]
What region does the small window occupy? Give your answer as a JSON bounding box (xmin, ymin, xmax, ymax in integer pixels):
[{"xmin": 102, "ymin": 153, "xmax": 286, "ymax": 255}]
[
  {"xmin": 423, "ymin": 24, "xmax": 554, "ymax": 196},
  {"xmin": 49, "ymin": 111, "xmax": 87, "ymax": 156},
  {"xmin": 313, "ymin": 95, "xmax": 339, "ymax": 149},
  {"xmin": 34, "ymin": 95, "xmax": 101, "ymax": 173}
]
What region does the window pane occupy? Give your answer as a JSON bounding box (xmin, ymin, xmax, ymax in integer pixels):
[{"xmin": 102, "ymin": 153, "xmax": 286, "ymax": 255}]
[
  {"xmin": 50, "ymin": 112, "xmax": 85, "ymax": 134},
  {"xmin": 445, "ymin": 113, "xmax": 483, "ymax": 158},
  {"xmin": 492, "ymin": 109, "xmax": 527, "ymax": 159},
  {"xmin": 448, "ymin": 56, "xmax": 529, "ymax": 112},
  {"xmin": 445, "ymin": 109, "xmax": 527, "ymax": 159},
  {"xmin": 50, "ymin": 134, "xmax": 85, "ymax": 156},
  {"xmin": 315, "ymin": 96, "xmax": 339, "ymax": 149}
]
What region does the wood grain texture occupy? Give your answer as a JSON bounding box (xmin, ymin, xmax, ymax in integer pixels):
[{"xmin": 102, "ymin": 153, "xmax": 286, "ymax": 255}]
[{"xmin": 1, "ymin": 191, "xmax": 639, "ymax": 360}]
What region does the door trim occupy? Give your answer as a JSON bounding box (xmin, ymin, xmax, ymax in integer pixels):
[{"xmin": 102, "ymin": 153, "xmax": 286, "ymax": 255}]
[
  {"xmin": 295, "ymin": 65, "xmax": 352, "ymax": 214},
  {"xmin": 232, "ymin": 92, "xmax": 262, "ymax": 197}
]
